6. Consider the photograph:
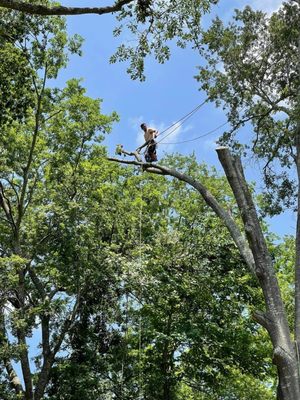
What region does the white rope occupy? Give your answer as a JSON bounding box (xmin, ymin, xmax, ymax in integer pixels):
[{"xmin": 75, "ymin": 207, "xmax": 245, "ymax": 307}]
[{"xmin": 156, "ymin": 98, "xmax": 209, "ymax": 144}]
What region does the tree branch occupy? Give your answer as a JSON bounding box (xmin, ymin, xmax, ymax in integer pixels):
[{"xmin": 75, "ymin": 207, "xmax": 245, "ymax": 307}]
[
  {"xmin": 17, "ymin": 64, "xmax": 47, "ymax": 231},
  {"xmin": 34, "ymin": 292, "xmax": 81, "ymax": 400},
  {"xmin": 107, "ymin": 155, "xmax": 256, "ymax": 273},
  {"xmin": 252, "ymin": 310, "xmax": 272, "ymax": 331},
  {"xmin": 4, "ymin": 360, "xmax": 24, "ymax": 394},
  {"xmin": 0, "ymin": 310, "xmax": 24, "ymax": 395},
  {"xmin": 0, "ymin": 182, "xmax": 17, "ymax": 232},
  {"xmin": 18, "ymin": 331, "xmax": 33, "ymax": 399},
  {"xmin": 0, "ymin": 0, "xmax": 133, "ymax": 16}
]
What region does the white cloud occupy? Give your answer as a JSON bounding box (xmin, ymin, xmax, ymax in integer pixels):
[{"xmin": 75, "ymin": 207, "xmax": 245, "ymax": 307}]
[
  {"xmin": 157, "ymin": 122, "xmax": 193, "ymax": 153},
  {"xmin": 245, "ymin": 0, "xmax": 282, "ymax": 14}
]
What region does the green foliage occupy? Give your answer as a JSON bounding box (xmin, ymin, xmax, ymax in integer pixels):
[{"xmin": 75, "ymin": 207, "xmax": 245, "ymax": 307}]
[
  {"xmin": 0, "ymin": 6, "xmax": 83, "ymax": 125},
  {"xmin": 110, "ymin": 0, "xmax": 218, "ymax": 80},
  {"xmin": 45, "ymin": 155, "xmax": 274, "ymax": 400},
  {"xmin": 273, "ymin": 236, "xmax": 295, "ymax": 329},
  {"xmin": 0, "ymin": 4, "xmax": 278, "ymax": 399},
  {"xmin": 195, "ymin": 1, "xmax": 300, "ymax": 215},
  {"xmin": 0, "ymin": 37, "xmax": 33, "ymax": 124}
]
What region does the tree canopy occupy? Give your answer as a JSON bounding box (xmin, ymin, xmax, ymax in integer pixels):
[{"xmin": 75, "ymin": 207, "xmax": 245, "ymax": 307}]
[
  {"xmin": 0, "ymin": 0, "xmax": 219, "ymax": 80},
  {"xmin": 1, "ymin": 1, "xmax": 300, "ymax": 399},
  {"xmin": 196, "ymin": 0, "xmax": 300, "ymax": 214}
]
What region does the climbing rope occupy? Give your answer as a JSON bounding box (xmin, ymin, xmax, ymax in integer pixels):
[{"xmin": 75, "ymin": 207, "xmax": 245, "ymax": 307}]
[
  {"xmin": 159, "ymin": 120, "xmax": 229, "ymax": 145},
  {"xmin": 156, "ymin": 98, "xmax": 209, "ymax": 144},
  {"xmin": 157, "ymin": 104, "xmax": 249, "ymax": 146}
]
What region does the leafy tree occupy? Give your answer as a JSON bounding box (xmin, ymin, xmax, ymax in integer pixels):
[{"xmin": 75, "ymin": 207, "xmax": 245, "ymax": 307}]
[
  {"xmin": 51, "ymin": 155, "xmax": 274, "ymax": 400},
  {"xmin": 111, "ymin": 1, "xmax": 300, "ymax": 398},
  {"xmin": 0, "ymin": 12, "xmax": 35, "ymax": 124},
  {"xmin": 0, "ymin": 0, "xmax": 218, "ymax": 80},
  {"xmin": 193, "ymin": 1, "xmax": 300, "ymax": 397},
  {"xmin": 131, "ymin": 157, "xmax": 273, "ymax": 400},
  {"xmin": 110, "ymin": 131, "xmax": 300, "ymax": 399},
  {"xmin": 195, "ymin": 1, "xmax": 300, "ymax": 215},
  {"xmin": 0, "ymin": 2, "xmax": 292, "ymax": 399},
  {"xmin": 0, "ymin": 9, "xmax": 119, "ymax": 400}
]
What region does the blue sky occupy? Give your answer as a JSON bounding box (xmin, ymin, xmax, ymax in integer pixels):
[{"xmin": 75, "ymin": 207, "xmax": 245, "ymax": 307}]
[{"xmin": 55, "ymin": 0, "xmax": 292, "ymax": 237}]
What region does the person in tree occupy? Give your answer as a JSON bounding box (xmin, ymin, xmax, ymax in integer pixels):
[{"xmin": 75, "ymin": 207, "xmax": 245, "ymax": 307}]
[{"xmin": 140, "ymin": 122, "xmax": 159, "ymax": 162}]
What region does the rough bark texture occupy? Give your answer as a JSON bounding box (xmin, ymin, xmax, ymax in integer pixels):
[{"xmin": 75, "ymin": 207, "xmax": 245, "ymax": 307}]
[{"xmin": 0, "ymin": 0, "xmax": 133, "ymax": 15}]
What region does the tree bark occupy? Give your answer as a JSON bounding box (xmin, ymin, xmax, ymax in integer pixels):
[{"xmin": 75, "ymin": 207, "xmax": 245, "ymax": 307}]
[
  {"xmin": 294, "ymin": 127, "xmax": 300, "ymax": 346},
  {"xmin": 0, "ymin": 0, "xmax": 133, "ymax": 16},
  {"xmin": 294, "ymin": 32, "xmax": 300, "ymax": 360}
]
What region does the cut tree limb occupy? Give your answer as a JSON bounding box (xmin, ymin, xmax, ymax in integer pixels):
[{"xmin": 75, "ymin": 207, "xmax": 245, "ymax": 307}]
[{"xmin": 108, "ymin": 156, "xmax": 256, "ymax": 273}]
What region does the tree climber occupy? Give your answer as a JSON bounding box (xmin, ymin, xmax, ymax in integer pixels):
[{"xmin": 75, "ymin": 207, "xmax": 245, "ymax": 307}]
[{"xmin": 140, "ymin": 122, "xmax": 159, "ymax": 162}]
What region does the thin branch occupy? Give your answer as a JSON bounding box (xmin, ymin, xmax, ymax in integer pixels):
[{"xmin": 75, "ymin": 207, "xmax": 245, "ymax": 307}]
[
  {"xmin": 44, "ymin": 109, "xmax": 63, "ymax": 122},
  {"xmin": 17, "ymin": 63, "xmax": 48, "ymax": 230},
  {"xmin": 27, "ymin": 267, "xmax": 46, "ymax": 299},
  {"xmin": 4, "ymin": 177, "xmax": 20, "ymax": 206},
  {"xmin": 49, "ymin": 287, "xmax": 66, "ymax": 300},
  {"xmin": 23, "ymin": 173, "xmax": 39, "ymax": 215},
  {"xmin": 117, "ymin": 145, "xmax": 143, "ymax": 162},
  {"xmin": 0, "ymin": 182, "xmax": 17, "ymax": 231}
]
